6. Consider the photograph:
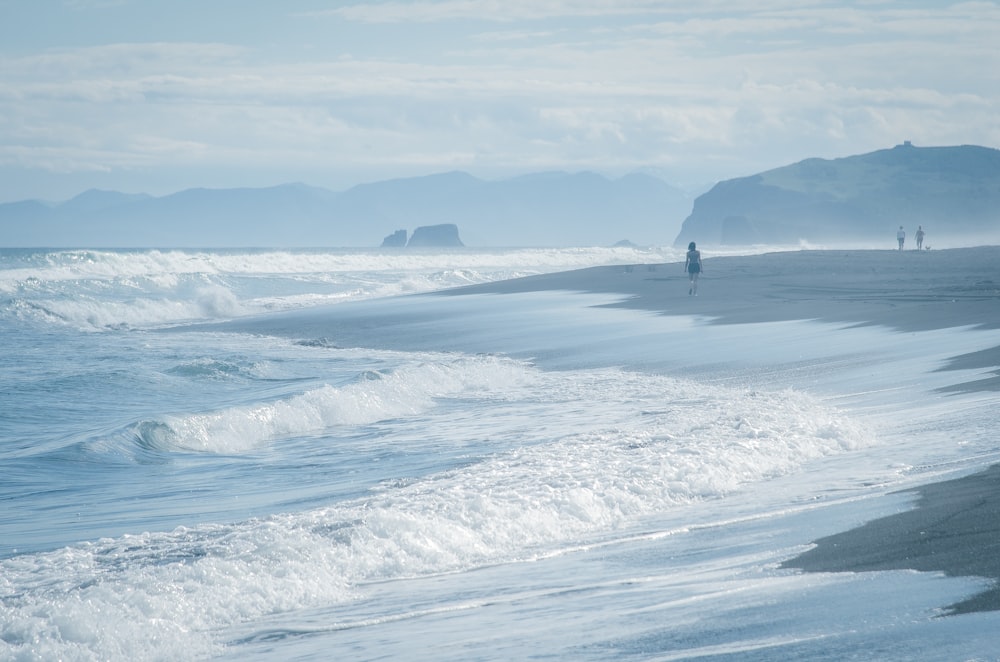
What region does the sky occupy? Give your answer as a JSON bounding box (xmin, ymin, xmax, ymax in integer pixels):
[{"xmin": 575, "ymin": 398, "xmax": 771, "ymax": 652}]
[{"xmin": 1, "ymin": 0, "xmax": 998, "ymax": 203}]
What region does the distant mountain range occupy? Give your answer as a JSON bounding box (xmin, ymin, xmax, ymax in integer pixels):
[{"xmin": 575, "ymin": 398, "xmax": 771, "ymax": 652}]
[
  {"xmin": 0, "ymin": 171, "xmax": 692, "ymax": 248},
  {"xmin": 675, "ymin": 143, "xmax": 1000, "ymax": 247},
  {"xmin": 5, "ymin": 144, "xmax": 998, "ymax": 249}
]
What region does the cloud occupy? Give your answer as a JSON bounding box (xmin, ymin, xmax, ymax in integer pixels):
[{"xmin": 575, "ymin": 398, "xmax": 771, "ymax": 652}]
[
  {"xmin": 2, "ymin": 0, "xmax": 998, "ymax": 200},
  {"xmin": 307, "ymin": 0, "xmax": 674, "ymax": 23},
  {"xmin": 310, "ymin": 0, "xmax": 893, "ymax": 25},
  {"xmin": 0, "ymin": 42, "xmax": 247, "ymax": 77}
]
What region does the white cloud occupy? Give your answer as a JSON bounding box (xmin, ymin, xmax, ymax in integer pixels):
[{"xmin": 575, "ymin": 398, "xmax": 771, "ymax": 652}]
[
  {"xmin": 310, "ymin": 0, "xmax": 668, "ymax": 23},
  {"xmin": 312, "ymin": 0, "xmax": 843, "ymax": 24},
  {"xmin": 1, "ymin": 1, "xmax": 998, "ymax": 200}
]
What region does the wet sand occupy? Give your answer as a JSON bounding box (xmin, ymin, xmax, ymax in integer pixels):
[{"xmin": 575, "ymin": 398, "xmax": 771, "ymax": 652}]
[
  {"xmin": 452, "ymin": 246, "xmax": 1000, "ymax": 329},
  {"xmin": 449, "ymin": 246, "xmax": 1000, "ymax": 390},
  {"xmin": 449, "ymin": 246, "xmax": 1000, "ymax": 613},
  {"xmin": 782, "ymin": 464, "xmax": 1000, "ymax": 615}
]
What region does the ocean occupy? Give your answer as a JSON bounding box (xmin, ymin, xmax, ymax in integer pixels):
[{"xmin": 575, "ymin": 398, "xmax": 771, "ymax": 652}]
[{"xmin": 2, "ymin": 246, "xmax": 999, "ymax": 661}]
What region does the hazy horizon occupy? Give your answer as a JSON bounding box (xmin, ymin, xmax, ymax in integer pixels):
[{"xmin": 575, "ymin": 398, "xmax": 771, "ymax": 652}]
[
  {"xmin": 2, "ymin": 1, "xmax": 998, "ymax": 206},
  {"xmin": 5, "ymin": 167, "xmax": 698, "ymax": 206}
]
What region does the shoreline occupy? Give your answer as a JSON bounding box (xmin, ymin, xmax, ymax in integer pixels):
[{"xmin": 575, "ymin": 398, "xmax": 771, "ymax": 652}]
[
  {"xmin": 447, "ymin": 245, "xmax": 1000, "ymax": 614},
  {"xmin": 782, "ymin": 465, "xmax": 1000, "ymax": 615},
  {"xmin": 451, "ymin": 246, "xmax": 1000, "ymax": 332},
  {"xmin": 447, "ymin": 246, "xmax": 1000, "ymax": 391}
]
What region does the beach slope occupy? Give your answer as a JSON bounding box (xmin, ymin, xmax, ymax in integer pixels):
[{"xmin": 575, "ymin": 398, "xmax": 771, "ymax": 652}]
[{"xmin": 450, "ymin": 246, "xmax": 1000, "ymax": 613}]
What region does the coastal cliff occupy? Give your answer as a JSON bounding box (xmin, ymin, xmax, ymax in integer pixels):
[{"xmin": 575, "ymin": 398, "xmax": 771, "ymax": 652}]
[{"xmin": 674, "ymin": 143, "xmax": 1000, "ymax": 246}]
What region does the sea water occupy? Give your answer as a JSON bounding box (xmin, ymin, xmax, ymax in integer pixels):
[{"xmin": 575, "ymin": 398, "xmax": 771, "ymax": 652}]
[{"xmin": 1, "ymin": 246, "xmax": 998, "ymax": 661}]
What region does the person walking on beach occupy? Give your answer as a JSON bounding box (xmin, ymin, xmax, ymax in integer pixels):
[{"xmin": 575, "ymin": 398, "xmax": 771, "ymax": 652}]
[
  {"xmin": 916, "ymin": 225, "xmax": 925, "ymax": 250},
  {"xmin": 684, "ymin": 241, "xmax": 702, "ymax": 296},
  {"xmin": 897, "ymin": 226, "xmax": 906, "ymax": 251}
]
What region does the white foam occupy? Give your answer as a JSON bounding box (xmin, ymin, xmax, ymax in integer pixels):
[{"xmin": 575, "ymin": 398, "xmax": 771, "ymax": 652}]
[
  {"xmin": 2, "ymin": 247, "xmax": 692, "ymax": 330},
  {"xmin": 10, "ymin": 245, "xmax": 880, "ymax": 331},
  {"xmin": 143, "ymin": 354, "xmax": 534, "ymax": 453},
  {"xmin": 0, "ymin": 246, "xmax": 677, "ymax": 291},
  {"xmin": 1, "ymin": 362, "xmax": 872, "ymax": 660}
]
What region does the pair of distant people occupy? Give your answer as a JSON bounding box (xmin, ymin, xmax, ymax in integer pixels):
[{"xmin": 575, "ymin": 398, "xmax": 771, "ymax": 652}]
[{"xmin": 897, "ymin": 226, "xmax": 926, "ymax": 250}]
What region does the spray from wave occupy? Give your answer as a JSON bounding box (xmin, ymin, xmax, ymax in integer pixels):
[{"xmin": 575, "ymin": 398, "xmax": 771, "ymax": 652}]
[
  {"xmin": 0, "ymin": 356, "xmax": 873, "ymax": 660},
  {"xmin": 1, "ymin": 247, "xmax": 685, "ymax": 331}
]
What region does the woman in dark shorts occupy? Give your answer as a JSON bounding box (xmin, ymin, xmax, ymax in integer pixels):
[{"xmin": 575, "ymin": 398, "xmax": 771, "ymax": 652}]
[{"xmin": 684, "ymin": 241, "xmax": 702, "ymax": 296}]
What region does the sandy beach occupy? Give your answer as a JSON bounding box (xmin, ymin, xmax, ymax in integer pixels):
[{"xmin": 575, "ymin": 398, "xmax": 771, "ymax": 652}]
[
  {"xmin": 452, "ymin": 246, "xmax": 1000, "ymax": 390},
  {"xmin": 783, "ymin": 464, "xmax": 1000, "ymax": 615},
  {"xmin": 452, "ymin": 245, "xmax": 1000, "ymax": 614},
  {"xmin": 455, "ymin": 246, "xmax": 1000, "ymax": 329}
]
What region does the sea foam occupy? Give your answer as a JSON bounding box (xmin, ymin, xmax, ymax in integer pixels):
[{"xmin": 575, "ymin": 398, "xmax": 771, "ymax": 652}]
[
  {"xmin": 1, "ymin": 357, "xmax": 871, "ymax": 660},
  {"xmin": 1, "ymin": 247, "xmax": 685, "ymax": 331},
  {"xmin": 132, "ymin": 354, "xmax": 535, "ymax": 453}
]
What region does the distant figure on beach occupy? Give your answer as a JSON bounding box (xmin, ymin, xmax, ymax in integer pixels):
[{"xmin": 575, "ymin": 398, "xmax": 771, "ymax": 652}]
[
  {"xmin": 684, "ymin": 241, "xmax": 702, "ymax": 296},
  {"xmin": 897, "ymin": 226, "xmax": 906, "ymax": 251},
  {"xmin": 916, "ymin": 225, "xmax": 925, "ymax": 250}
]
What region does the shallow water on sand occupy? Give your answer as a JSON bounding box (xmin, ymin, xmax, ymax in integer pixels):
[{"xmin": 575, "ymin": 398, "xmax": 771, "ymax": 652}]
[{"xmin": 2, "ymin": 247, "xmax": 999, "ymax": 660}]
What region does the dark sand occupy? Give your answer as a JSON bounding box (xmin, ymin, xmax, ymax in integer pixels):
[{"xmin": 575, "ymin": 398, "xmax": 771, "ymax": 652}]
[
  {"xmin": 449, "ymin": 246, "xmax": 1000, "ymax": 390},
  {"xmin": 449, "ymin": 246, "xmax": 1000, "ymax": 614},
  {"xmin": 452, "ymin": 246, "xmax": 1000, "ymax": 331},
  {"xmin": 783, "ymin": 465, "xmax": 1000, "ymax": 615}
]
